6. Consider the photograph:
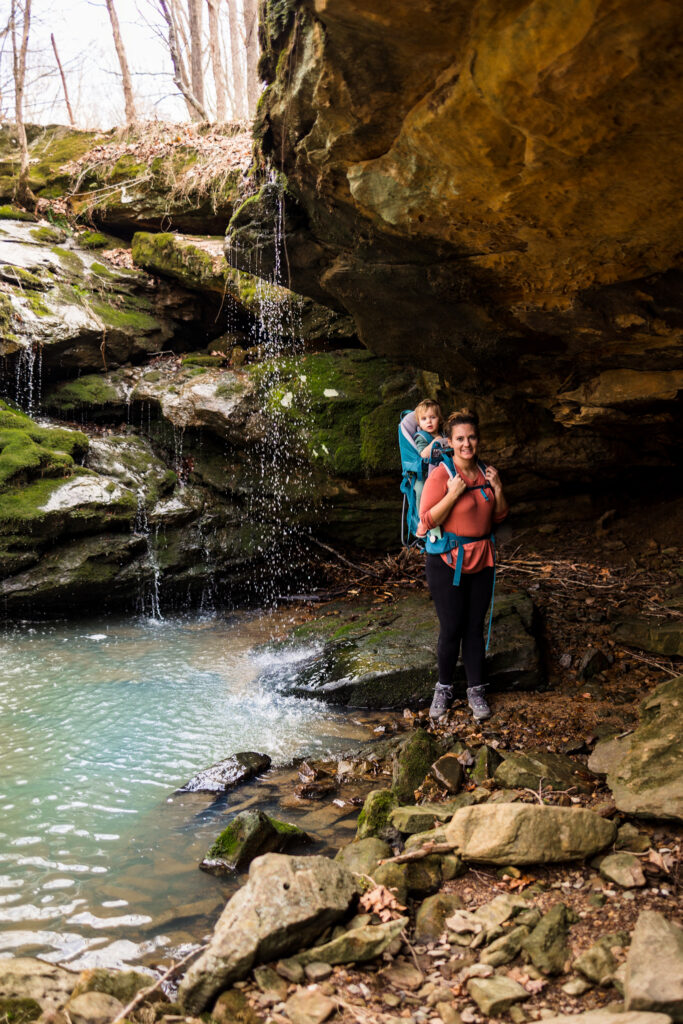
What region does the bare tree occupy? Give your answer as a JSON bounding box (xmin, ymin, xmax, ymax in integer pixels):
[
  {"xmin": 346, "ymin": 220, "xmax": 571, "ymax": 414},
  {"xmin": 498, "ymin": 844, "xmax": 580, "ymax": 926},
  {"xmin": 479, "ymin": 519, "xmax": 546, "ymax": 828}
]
[
  {"xmin": 187, "ymin": 0, "xmax": 204, "ymax": 115},
  {"xmin": 10, "ymin": 0, "xmax": 33, "ymax": 207},
  {"xmin": 241, "ymin": 0, "xmax": 259, "ymax": 116},
  {"xmin": 105, "ymin": 0, "xmax": 137, "ymax": 124},
  {"xmin": 206, "ymin": 0, "xmax": 226, "ymax": 121},
  {"xmin": 50, "ymin": 33, "xmax": 74, "ymax": 126},
  {"xmin": 158, "ymin": 0, "xmax": 206, "ymax": 120},
  {"xmin": 227, "ymin": 0, "xmax": 246, "ymax": 118}
]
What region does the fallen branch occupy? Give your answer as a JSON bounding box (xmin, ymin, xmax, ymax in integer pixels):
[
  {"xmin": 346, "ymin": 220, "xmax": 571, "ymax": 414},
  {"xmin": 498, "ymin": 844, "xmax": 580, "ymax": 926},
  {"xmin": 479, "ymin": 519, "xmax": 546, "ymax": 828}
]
[
  {"xmin": 309, "ymin": 536, "xmax": 382, "ymax": 577},
  {"xmin": 615, "ymin": 646, "xmax": 679, "ymax": 677},
  {"xmin": 379, "ymin": 841, "xmax": 455, "ymax": 865},
  {"xmin": 111, "ymin": 943, "xmax": 208, "ymax": 1024}
]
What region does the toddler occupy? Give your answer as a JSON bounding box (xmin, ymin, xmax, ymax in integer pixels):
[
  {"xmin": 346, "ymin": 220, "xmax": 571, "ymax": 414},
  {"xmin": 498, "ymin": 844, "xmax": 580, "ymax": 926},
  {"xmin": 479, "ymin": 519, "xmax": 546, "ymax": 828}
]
[{"xmin": 414, "ymin": 399, "xmax": 449, "ymax": 458}]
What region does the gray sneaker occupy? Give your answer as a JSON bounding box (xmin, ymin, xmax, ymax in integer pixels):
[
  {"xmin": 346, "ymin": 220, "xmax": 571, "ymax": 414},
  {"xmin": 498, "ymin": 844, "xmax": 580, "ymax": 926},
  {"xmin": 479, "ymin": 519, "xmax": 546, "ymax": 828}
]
[
  {"xmin": 429, "ymin": 683, "xmax": 454, "ymax": 720},
  {"xmin": 467, "ymin": 685, "xmax": 491, "ymax": 721}
]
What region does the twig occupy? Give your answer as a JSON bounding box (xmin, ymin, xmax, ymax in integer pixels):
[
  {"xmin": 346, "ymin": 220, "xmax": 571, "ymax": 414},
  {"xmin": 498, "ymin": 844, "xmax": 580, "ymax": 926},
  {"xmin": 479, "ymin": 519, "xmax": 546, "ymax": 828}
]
[
  {"xmin": 616, "ymin": 646, "xmax": 679, "ymax": 677},
  {"xmin": 379, "ymin": 841, "xmax": 455, "ymax": 865},
  {"xmin": 401, "ymin": 929, "xmax": 423, "ymax": 975},
  {"xmin": 309, "ymin": 536, "xmax": 381, "ymax": 577},
  {"xmin": 111, "ymin": 943, "xmax": 208, "ymax": 1023}
]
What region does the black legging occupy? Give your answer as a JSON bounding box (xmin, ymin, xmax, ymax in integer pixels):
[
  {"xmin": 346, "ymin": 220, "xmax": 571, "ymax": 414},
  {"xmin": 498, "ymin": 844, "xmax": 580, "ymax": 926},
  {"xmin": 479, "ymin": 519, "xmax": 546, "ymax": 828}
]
[{"xmin": 425, "ymin": 554, "xmax": 494, "ymax": 688}]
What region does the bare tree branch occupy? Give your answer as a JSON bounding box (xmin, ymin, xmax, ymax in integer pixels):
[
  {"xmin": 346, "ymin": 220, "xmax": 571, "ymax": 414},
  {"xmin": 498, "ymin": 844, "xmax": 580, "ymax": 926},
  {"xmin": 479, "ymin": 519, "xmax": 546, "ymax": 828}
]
[
  {"xmin": 206, "ymin": 0, "xmax": 226, "ymax": 121},
  {"xmin": 105, "ymin": 0, "xmax": 137, "ymax": 123},
  {"xmin": 158, "ymin": 0, "xmax": 206, "ymax": 119},
  {"xmin": 50, "ymin": 32, "xmax": 75, "ymax": 125}
]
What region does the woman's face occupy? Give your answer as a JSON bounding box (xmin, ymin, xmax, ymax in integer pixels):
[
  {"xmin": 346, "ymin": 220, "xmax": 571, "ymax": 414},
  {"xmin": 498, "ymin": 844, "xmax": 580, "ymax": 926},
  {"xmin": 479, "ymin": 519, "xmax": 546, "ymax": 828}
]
[{"xmin": 450, "ymin": 422, "xmax": 479, "ymax": 460}]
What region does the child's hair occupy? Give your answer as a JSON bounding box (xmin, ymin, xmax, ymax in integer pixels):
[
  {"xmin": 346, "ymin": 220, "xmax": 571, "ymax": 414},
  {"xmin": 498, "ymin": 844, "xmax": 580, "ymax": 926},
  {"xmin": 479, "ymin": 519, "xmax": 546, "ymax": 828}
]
[
  {"xmin": 445, "ymin": 407, "xmax": 480, "ymax": 438},
  {"xmin": 414, "ymin": 398, "xmax": 443, "ymax": 428}
]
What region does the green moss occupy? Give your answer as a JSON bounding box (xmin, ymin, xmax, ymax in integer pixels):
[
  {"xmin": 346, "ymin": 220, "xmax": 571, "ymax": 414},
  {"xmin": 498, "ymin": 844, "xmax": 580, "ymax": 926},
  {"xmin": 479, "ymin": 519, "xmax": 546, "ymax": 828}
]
[
  {"xmin": 0, "ymin": 399, "xmax": 88, "ymax": 492},
  {"xmin": 26, "ymin": 292, "xmax": 50, "ymax": 317},
  {"xmin": 90, "ymin": 298, "xmax": 159, "ymax": 332},
  {"xmin": 182, "ymin": 353, "xmax": 225, "ymax": 367},
  {"xmin": 51, "ymin": 245, "xmax": 84, "ymax": 273},
  {"xmin": 270, "ymin": 818, "xmax": 306, "ymax": 837},
  {"xmin": 0, "ymin": 997, "xmax": 42, "ymax": 1023},
  {"xmin": 78, "ymin": 230, "xmax": 113, "ymax": 249},
  {"xmin": 0, "ymin": 204, "xmax": 36, "ymax": 221},
  {"xmin": 30, "ymin": 225, "xmax": 65, "ymax": 243},
  {"xmin": 206, "ymin": 826, "xmax": 240, "ymax": 862},
  {"xmin": 2, "ymin": 265, "xmax": 44, "ymax": 290},
  {"xmin": 131, "ymin": 231, "xmax": 228, "ymax": 294},
  {"xmin": 0, "ymin": 291, "xmax": 15, "ymax": 332},
  {"xmin": 356, "ymin": 788, "xmax": 399, "ymax": 840},
  {"xmin": 44, "ymin": 375, "xmax": 121, "ymax": 415}
]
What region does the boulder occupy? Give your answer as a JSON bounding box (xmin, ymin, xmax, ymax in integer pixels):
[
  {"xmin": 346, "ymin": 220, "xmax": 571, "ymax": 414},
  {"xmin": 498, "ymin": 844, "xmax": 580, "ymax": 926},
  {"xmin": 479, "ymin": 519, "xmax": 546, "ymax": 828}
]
[
  {"xmin": 334, "ymin": 837, "xmax": 391, "ymax": 878},
  {"xmin": 624, "ymin": 911, "xmax": 683, "ymax": 1021},
  {"xmin": 588, "ymin": 676, "xmax": 683, "ymax": 823},
  {"xmin": 522, "ymin": 903, "xmax": 575, "ymax": 975},
  {"xmin": 294, "ymin": 917, "xmax": 407, "ymax": 967},
  {"xmin": 445, "ymin": 804, "xmax": 616, "ymax": 864},
  {"xmin": 431, "ymin": 753, "xmax": 464, "ymax": 792},
  {"xmin": 494, "ymin": 749, "xmax": 595, "ymax": 793},
  {"xmin": 414, "ymin": 893, "xmax": 465, "ymax": 943},
  {"xmin": 64, "ymin": 992, "xmax": 124, "ymax": 1024},
  {"xmin": 201, "ymin": 810, "xmax": 308, "ymax": 874},
  {"xmin": 599, "ymin": 852, "xmax": 646, "ymax": 888},
  {"xmin": 0, "ymin": 959, "xmax": 78, "ymax": 1010},
  {"xmin": 179, "ymin": 752, "xmax": 272, "ymax": 794},
  {"xmin": 467, "ymin": 976, "xmax": 530, "ymax": 1016},
  {"xmin": 574, "ymin": 940, "xmax": 619, "ymax": 985},
  {"xmin": 613, "ymin": 618, "xmax": 683, "ymax": 658},
  {"xmin": 389, "ymin": 806, "xmax": 445, "ymax": 835},
  {"xmin": 356, "ymin": 789, "xmax": 399, "ymax": 840},
  {"xmin": 178, "ymin": 853, "xmax": 359, "ymax": 1013},
  {"xmin": 392, "ymin": 729, "xmax": 441, "ymax": 803}
]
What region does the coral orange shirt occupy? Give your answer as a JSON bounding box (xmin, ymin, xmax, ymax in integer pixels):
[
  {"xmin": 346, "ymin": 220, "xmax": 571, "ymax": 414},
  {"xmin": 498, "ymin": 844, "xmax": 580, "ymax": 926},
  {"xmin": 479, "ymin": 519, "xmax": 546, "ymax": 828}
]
[{"xmin": 418, "ymin": 464, "xmax": 508, "ymax": 573}]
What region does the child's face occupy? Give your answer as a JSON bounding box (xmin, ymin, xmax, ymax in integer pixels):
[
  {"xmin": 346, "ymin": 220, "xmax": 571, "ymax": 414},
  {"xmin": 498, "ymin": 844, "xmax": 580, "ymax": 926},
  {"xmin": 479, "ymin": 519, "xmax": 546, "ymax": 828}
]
[{"xmin": 418, "ymin": 408, "xmax": 440, "ymax": 435}]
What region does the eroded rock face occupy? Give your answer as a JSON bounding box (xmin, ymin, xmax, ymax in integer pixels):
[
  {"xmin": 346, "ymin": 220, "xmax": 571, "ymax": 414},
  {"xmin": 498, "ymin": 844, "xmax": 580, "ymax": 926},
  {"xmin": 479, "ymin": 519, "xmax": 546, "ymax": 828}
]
[{"xmin": 236, "ymin": 0, "xmax": 683, "ymax": 488}]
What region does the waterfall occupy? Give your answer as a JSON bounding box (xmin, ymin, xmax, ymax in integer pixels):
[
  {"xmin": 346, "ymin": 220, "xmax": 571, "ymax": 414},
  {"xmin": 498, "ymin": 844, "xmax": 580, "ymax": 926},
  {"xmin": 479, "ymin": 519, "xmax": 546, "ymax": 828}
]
[
  {"xmin": 13, "ymin": 342, "xmax": 42, "ymax": 417},
  {"xmin": 134, "ymin": 490, "xmax": 163, "ymax": 621}
]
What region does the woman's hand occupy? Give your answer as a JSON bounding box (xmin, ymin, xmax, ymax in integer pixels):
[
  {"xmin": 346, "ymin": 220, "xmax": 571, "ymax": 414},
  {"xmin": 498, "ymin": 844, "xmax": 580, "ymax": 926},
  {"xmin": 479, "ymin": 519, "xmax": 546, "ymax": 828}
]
[
  {"xmin": 485, "ymin": 465, "xmax": 502, "ymax": 493},
  {"xmin": 447, "ymin": 474, "xmax": 467, "ymax": 501}
]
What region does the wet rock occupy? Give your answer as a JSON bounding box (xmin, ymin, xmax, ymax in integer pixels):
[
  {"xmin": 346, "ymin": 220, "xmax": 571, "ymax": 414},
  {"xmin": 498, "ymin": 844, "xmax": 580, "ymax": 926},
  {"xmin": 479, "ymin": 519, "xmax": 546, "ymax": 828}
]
[
  {"xmin": 212, "ymin": 989, "xmax": 260, "ymax": 1024},
  {"xmin": 467, "ymin": 976, "xmax": 530, "ymax": 1016},
  {"xmin": 265, "ymin": 590, "xmax": 541, "ymax": 709},
  {"xmin": 294, "ymin": 916, "xmax": 407, "ymax": 967},
  {"xmin": 522, "ymin": 903, "xmax": 575, "ymax": 976},
  {"xmin": 252, "ymin": 966, "xmax": 287, "ymax": 1001},
  {"xmin": 356, "ymin": 788, "xmax": 399, "ymax": 840},
  {"xmin": 414, "ymin": 893, "xmax": 465, "ymax": 943},
  {"xmin": 494, "ymin": 749, "xmax": 595, "ymax": 793},
  {"xmin": 178, "ymin": 853, "xmax": 359, "ymax": 1013},
  {"xmin": 472, "ymin": 745, "xmax": 503, "ymax": 785},
  {"xmin": 589, "ymin": 676, "xmax": 683, "ymax": 823},
  {"xmin": 71, "ymin": 969, "xmax": 150, "ymax": 1003},
  {"xmin": 445, "ymin": 804, "xmax": 616, "ymax": 864},
  {"xmin": 612, "ymin": 618, "xmax": 683, "ymax": 657},
  {"xmin": 431, "ymin": 753, "xmax": 464, "ymax": 792},
  {"xmin": 0, "ymin": 959, "xmax": 78, "ymax": 1009},
  {"xmin": 599, "ymin": 852, "xmax": 646, "ymax": 888},
  {"xmin": 283, "ymin": 988, "xmax": 336, "ymax": 1024},
  {"xmin": 574, "ymin": 940, "xmax": 618, "ymax": 985},
  {"xmin": 178, "ymin": 752, "xmax": 272, "ymax": 794},
  {"xmin": 334, "ymin": 837, "xmax": 391, "ymax": 877},
  {"xmin": 64, "ymin": 992, "xmax": 124, "ymax": 1024},
  {"xmin": 480, "ymin": 925, "xmax": 530, "ymax": 966},
  {"xmin": 201, "ymin": 809, "xmax": 309, "ymax": 874},
  {"xmin": 393, "ymin": 729, "xmax": 441, "ymax": 803},
  {"xmin": 624, "ymin": 911, "xmax": 683, "ymax": 1020}
]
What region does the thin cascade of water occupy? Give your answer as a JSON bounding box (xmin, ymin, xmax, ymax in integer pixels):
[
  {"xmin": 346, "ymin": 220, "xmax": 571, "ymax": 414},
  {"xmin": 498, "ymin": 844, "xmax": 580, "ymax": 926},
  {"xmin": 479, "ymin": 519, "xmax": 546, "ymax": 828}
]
[
  {"xmin": 134, "ymin": 491, "xmax": 163, "ymax": 621},
  {"xmin": 198, "ymin": 516, "xmax": 217, "ymax": 613},
  {"xmin": 13, "ymin": 342, "xmax": 42, "ymax": 416}
]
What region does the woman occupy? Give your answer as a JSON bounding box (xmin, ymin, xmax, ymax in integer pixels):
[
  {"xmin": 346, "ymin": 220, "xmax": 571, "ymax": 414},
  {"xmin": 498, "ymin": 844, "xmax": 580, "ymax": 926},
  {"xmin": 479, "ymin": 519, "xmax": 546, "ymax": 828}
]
[{"xmin": 418, "ymin": 409, "xmax": 508, "ymax": 721}]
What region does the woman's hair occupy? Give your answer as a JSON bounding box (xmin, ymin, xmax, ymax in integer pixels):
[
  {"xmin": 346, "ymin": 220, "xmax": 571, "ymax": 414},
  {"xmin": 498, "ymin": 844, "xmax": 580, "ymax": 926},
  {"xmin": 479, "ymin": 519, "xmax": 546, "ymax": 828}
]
[
  {"xmin": 414, "ymin": 398, "xmax": 443, "ymax": 426},
  {"xmin": 445, "ymin": 407, "xmax": 480, "ymax": 438}
]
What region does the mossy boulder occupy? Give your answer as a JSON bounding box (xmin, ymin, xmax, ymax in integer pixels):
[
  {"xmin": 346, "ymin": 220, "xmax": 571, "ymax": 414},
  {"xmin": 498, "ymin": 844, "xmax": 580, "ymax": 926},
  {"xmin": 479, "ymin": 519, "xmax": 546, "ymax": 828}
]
[
  {"xmin": 334, "ymin": 837, "xmax": 392, "ymax": 877},
  {"xmin": 201, "ymin": 809, "xmax": 309, "ymax": 874},
  {"xmin": 0, "ymin": 400, "xmax": 88, "ymax": 491},
  {"xmin": 356, "ymin": 788, "xmax": 399, "ymax": 840},
  {"xmin": 392, "ymin": 729, "xmax": 441, "ymax": 803}
]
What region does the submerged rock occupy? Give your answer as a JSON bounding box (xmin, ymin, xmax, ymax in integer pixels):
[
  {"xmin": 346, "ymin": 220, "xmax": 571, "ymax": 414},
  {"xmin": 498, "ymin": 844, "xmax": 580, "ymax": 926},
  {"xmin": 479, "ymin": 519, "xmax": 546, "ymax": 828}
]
[
  {"xmin": 444, "ymin": 804, "xmax": 616, "ymax": 865},
  {"xmin": 178, "ymin": 853, "xmax": 359, "ymax": 1013},
  {"xmin": 589, "ymin": 675, "xmax": 683, "ymax": 823},
  {"xmin": 178, "ymin": 752, "xmax": 272, "ymax": 794}
]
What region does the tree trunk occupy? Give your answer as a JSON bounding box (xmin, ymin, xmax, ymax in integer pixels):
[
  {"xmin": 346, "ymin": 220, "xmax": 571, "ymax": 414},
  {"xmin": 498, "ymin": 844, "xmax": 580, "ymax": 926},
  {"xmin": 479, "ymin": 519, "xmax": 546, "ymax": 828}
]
[
  {"xmin": 227, "ymin": 0, "xmax": 246, "ymax": 118},
  {"xmin": 159, "ymin": 0, "xmax": 207, "ymax": 120},
  {"xmin": 241, "ymin": 0, "xmax": 259, "ymax": 116},
  {"xmin": 105, "ymin": 0, "xmax": 137, "ymax": 124},
  {"xmin": 187, "ymin": 0, "xmax": 205, "ymax": 118},
  {"xmin": 50, "ymin": 33, "xmax": 75, "ymax": 126},
  {"xmin": 206, "ymin": 0, "xmax": 226, "ymax": 122},
  {"xmin": 10, "ymin": 0, "xmax": 34, "ymax": 208}
]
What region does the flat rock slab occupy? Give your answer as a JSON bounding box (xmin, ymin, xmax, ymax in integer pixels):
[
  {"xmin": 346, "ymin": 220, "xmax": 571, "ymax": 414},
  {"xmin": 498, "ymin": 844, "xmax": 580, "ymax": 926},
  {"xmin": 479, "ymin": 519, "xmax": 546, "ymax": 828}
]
[
  {"xmin": 625, "ymin": 911, "xmax": 683, "ymax": 1020},
  {"xmin": 589, "ymin": 675, "xmax": 683, "ymax": 823},
  {"xmin": 178, "ymin": 853, "xmax": 358, "ymax": 1013},
  {"xmin": 294, "ymin": 917, "xmax": 407, "ymax": 967},
  {"xmin": 494, "ymin": 749, "xmax": 595, "ymax": 793},
  {"xmin": 0, "ymin": 958, "xmax": 78, "ymax": 1009},
  {"xmin": 613, "ymin": 616, "xmax": 683, "ymax": 657},
  {"xmin": 178, "ymin": 751, "xmax": 271, "ymax": 794},
  {"xmin": 445, "ymin": 804, "xmax": 616, "ymax": 865},
  {"xmin": 540, "ymin": 1013, "xmax": 672, "ymax": 1024},
  {"xmin": 256, "ymin": 590, "xmax": 541, "ymax": 708}
]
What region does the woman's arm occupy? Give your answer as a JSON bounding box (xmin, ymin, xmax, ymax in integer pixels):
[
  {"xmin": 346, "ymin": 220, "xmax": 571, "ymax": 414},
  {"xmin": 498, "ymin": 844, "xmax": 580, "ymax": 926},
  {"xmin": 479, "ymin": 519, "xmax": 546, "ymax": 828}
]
[{"xmin": 420, "ymin": 471, "xmax": 467, "ymax": 528}]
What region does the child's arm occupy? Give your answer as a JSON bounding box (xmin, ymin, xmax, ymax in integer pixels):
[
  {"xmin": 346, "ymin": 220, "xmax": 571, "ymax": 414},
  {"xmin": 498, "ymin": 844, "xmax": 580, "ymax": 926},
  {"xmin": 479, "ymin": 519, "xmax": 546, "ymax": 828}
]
[{"xmin": 416, "ymin": 435, "xmax": 448, "ymax": 459}]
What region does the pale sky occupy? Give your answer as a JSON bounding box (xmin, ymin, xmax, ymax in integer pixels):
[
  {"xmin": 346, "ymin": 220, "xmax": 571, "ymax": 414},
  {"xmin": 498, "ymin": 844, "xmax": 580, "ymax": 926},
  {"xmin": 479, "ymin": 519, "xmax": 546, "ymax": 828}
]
[{"xmin": 2, "ymin": 0, "xmax": 237, "ymax": 128}]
